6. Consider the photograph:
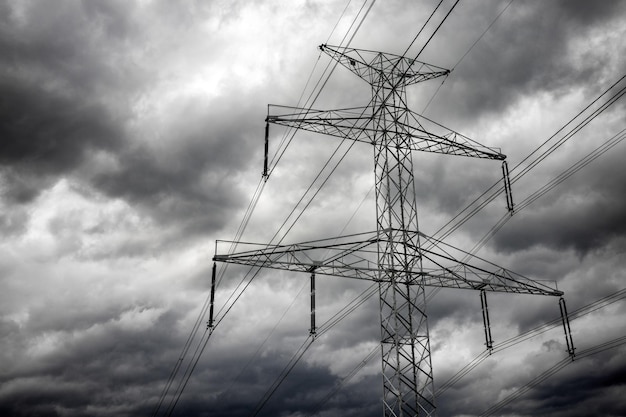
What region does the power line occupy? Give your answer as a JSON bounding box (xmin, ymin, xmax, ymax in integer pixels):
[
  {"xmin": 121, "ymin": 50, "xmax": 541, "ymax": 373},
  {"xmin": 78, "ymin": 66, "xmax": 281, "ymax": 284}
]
[
  {"xmin": 265, "ymin": 0, "xmax": 461, "ymax": 255},
  {"xmin": 252, "ymin": 32, "xmax": 624, "ymax": 417},
  {"xmin": 431, "ymin": 75, "xmax": 626, "ymax": 244},
  {"xmin": 466, "ymin": 126, "xmax": 626, "ymax": 256},
  {"xmin": 229, "ymin": 3, "xmax": 468, "ymax": 414},
  {"xmin": 436, "ymin": 288, "xmax": 626, "ymax": 396},
  {"xmin": 422, "ymin": 0, "xmax": 515, "ymax": 114},
  {"xmin": 516, "ymin": 129, "xmax": 626, "ymax": 211},
  {"xmin": 266, "ymin": 0, "xmax": 461, "ymax": 253},
  {"xmin": 185, "ymin": 6, "xmax": 623, "ymax": 417},
  {"xmin": 273, "ymin": 29, "xmax": 626, "ymax": 417},
  {"xmin": 306, "ymin": 287, "xmax": 626, "ymax": 412},
  {"xmin": 219, "ymin": 279, "xmax": 310, "ymax": 398},
  {"xmin": 247, "ymin": 281, "xmax": 380, "ymax": 416},
  {"xmin": 511, "ymin": 82, "xmax": 626, "ymax": 185},
  {"xmin": 220, "ymin": 3, "xmax": 611, "ymax": 413},
  {"xmin": 306, "ymin": 285, "xmax": 626, "ymax": 414},
  {"xmin": 452, "ymin": 0, "xmax": 515, "ymax": 71},
  {"xmin": 152, "ymin": 2, "xmax": 377, "ymax": 414},
  {"xmin": 190, "ymin": 5, "xmax": 381, "ymax": 411},
  {"xmin": 307, "ymin": 343, "xmax": 380, "ymax": 417},
  {"xmin": 479, "ymin": 334, "xmax": 626, "ymax": 416},
  {"xmin": 267, "ymin": 0, "xmax": 377, "ymax": 177},
  {"xmin": 250, "ymin": 336, "xmax": 316, "ymax": 417}
]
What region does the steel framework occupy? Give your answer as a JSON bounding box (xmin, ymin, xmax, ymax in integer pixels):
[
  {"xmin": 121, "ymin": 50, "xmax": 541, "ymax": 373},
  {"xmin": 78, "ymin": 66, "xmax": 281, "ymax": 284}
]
[{"xmin": 214, "ymin": 45, "xmax": 565, "ymax": 417}]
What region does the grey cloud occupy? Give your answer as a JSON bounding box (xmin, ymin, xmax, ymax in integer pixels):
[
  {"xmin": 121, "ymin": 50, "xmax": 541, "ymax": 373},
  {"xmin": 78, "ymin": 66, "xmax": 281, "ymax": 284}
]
[
  {"xmin": 0, "ymin": 78, "xmax": 125, "ymax": 203},
  {"xmin": 435, "ymin": 347, "xmax": 626, "ymax": 417},
  {"xmin": 205, "ymin": 357, "xmax": 380, "ymax": 417},
  {"xmin": 0, "ymin": 1, "xmax": 135, "ymax": 203},
  {"xmin": 495, "ymin": 349, "xmax": 626, "ymax": 417},
  {"xmin": 91, "ymin": 95, "xmax": 263, "ymax": 237},
  {"xmin": 493, "ymin": 153, "xmax": 626, "ymax": 254},
  {"xmin": 0, "ymin": 300, "xmax": 202, "ymax": 417},
  {"xmin": 1, "ymin": 1, "xmax": 624, "ymax": 417},
  {"xmin": 554, "ymin": 0, "xmax": 624, "ymax": 25},
  {"xmin": 424, "ymin": 0, "xmax": 626, "ymax": 124},
  {"xmin": 0, "ymin": 0, "xmax": 264, "ymax": 241}
]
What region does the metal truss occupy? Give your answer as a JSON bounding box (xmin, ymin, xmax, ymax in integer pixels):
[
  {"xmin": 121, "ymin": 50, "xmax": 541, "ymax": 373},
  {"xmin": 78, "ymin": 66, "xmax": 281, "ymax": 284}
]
[
  {"xmin": 215, "ymin": 44, "xmax": 564, "ymax": 417},
  {"xmin": 318, "ymin": 44, "xmax": 450, "ymax": 87},
  {"xmin": 214, "ymin": 231, "xmax": 562, "ymax": 297},
  {"xmin": 266, "ymin": 104, "xmax": 505, "ymax": 160}
]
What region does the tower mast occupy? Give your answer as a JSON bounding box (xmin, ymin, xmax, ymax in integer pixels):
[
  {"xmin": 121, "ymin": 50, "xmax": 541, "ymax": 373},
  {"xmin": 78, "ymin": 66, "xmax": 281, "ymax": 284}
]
[{"xmin": 369, "ymin": 47, "xmax": 439, "ymax": 416}]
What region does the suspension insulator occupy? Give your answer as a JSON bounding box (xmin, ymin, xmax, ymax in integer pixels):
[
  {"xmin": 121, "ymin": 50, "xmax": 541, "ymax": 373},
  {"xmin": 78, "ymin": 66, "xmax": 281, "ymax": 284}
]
[
  {"xmin": 480, "ymin": 289, "xmax": 494, "ymax": 351},
  {"xmin": 310, "ymin": 269, "xmax": 316, "ymax": 337},
  {"xmin": 263, "ymin": 122, "xmax": 269, "ymax": 179},
  {"xmin": 559, "ymin": 297, "xmax": 576, "ymax": 360},
  {"xmin": 208, "ymin": 262, "xmax": 216, "ymax": 329},
  {"xmin": 502, "ymin": 160, "xmax": 514, "ymax": 214}
]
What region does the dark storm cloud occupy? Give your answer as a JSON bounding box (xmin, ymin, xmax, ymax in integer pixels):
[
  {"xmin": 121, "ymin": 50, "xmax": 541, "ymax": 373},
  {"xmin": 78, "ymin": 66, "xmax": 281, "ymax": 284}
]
[
  {"xmin": 91, "ymin": 99, "xmax": 257, "ymax": 239},
  {"xmin": 0, "ymin": 305, "xmax": 187, "ymax": 417},
  {"xmin": 521, "ymin": 350, "xmax": 626, "ymax": 417},
  {"xmin": 0, "ymin": 0, "xmax": 137, "ymax": 199},
  {"xmin": 426, "ymin": 0, "xmax": 626, "ymax": 123},
  {"xmin": 0, "ymin": 78, "xmax": 125, "ymax": 203},
  {"xmin": 493, "ymin": 151, "xmax": 626, "ymax": 254},
  {"xmin": 1, "ymin": 1, "xmax": 624, "ymax": 417},
  {"xmin": 433, "ymin": 345, "xmax": 626, "ymax": 417},
  {"xmin": 498, "ymin": 190, "xmax": 626, "ymax": 255},
  {"xmin": 196, "ymin": 352, "xmax": 380, "ymax": 417},
  {"xmin": 0, "ymin": 0, "xmax": 259, "ymax": 240},
  {"xmin": 554, "ymin": 0, "xmax": 623, "ymax": 25},
  {"xmin": 478, "ymin": 347, "xmax": 626, "ymax": 417},
  {"xmin": 406, "ymin": 3, "xmax": 626, "ymax": 250},
  {"xmin": 413, "ymin": 154, "xmax": 505, "ymax": 218}
]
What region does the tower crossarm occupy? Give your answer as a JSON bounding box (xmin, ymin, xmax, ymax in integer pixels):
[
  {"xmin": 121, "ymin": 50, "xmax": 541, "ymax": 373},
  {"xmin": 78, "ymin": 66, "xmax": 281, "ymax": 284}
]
[
  {"xmin": 419, "ymin": 260, "xmax": 563, "ymax": 297},
  {"xmin": 214, "ymin": 232, "xmax": 382, "ymax": 281},
  {"xmin": 319, "ymin": 44, "xmax": 450, "ymax": 86},
  {"xmin": 416, "ymin": 231, "xmax": 563, "ymax": 297},
  {"xmin": 402, "ymin": 106, "xmax": 505, "ymax": 160},
  {"xmin": 267, "ymin": 105, "xmax": 505, "ymax": 160},
  {"xmin": 267, "ymin": 105, "xmax": 377, "ymax": 145},
  {"xmin": 213, "ymin": 232, "xmax": 562, "ymax": 297}
]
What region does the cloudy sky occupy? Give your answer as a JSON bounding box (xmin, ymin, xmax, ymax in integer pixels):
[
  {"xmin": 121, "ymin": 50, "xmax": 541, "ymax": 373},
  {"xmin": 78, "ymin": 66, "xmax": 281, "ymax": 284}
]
[{"xmin": 1, "ymin": 0, "xmax": 625, "ymax": 416}]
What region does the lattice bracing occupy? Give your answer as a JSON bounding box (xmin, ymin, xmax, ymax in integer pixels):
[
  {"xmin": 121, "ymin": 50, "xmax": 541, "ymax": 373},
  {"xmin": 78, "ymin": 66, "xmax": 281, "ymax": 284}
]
[
  {"xmin": 319, "ymin": 44, "xmax": 450, "ymax": 87},
  {"xmin": 215, "ymin": 42, "xmax": 566, "ymax": 417},
  {"xmin": 266, "ymin": 105, "xmax": 505, "ymax": 160},
  {"xmin": 213, "ymin": 231, "xmax": 562, "ymax": 297}
]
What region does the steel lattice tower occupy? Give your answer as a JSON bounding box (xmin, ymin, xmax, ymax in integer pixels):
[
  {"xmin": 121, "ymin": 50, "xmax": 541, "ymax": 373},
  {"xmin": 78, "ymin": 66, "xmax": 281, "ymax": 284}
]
[{"xmin": 213, "ymin": 45, "xmax": 572, "ymax": 417}]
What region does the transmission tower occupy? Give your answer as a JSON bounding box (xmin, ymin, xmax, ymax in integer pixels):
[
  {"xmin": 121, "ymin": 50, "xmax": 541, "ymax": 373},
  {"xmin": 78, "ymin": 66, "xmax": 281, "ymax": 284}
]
[{"xmin": 214, "ymin": 45, "xmax": 573, "ymax": 416}]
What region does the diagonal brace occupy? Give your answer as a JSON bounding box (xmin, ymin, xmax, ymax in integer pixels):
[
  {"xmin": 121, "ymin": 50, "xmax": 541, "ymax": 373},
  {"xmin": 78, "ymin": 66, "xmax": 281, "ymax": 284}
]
[
  {"xmin": 319, "ymin": 44, "xmax": 450, "ymax": 87},
  {"xmin": 213, "ymin": 231, "xmax": 562, "ymax": 297},
  {"xmin": 266, "ymin": 104, "xmax": 505, "ymax": 160}
]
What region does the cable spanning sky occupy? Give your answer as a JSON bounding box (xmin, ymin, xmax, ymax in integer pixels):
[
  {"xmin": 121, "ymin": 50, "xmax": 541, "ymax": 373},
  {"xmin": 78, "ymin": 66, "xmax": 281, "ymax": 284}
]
[{"xmin": 1, "ymin": 1, "xmax": 625, "ymax": 416}]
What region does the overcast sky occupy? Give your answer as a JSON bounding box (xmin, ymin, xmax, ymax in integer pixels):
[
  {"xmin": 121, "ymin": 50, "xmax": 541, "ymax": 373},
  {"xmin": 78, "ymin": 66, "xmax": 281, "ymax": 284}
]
[{"xmin": 1, "ymin": 1, "xmax": 625, "ymax": 416}]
